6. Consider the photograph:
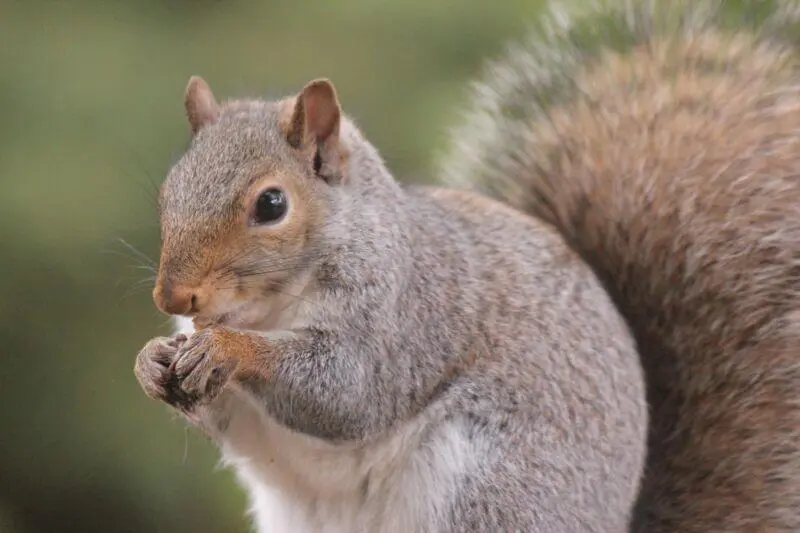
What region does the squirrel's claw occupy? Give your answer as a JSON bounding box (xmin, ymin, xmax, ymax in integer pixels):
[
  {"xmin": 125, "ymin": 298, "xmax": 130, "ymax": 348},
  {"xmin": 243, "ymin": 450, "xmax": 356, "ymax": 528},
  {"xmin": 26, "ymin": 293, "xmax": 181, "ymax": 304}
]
[
  {"xmin": 134, "ymin": 336, "xmax": 179, "ymax": 403},
  {"xmin": 167, "ymin": 328, "xmax": 237, "ymax": 409}
]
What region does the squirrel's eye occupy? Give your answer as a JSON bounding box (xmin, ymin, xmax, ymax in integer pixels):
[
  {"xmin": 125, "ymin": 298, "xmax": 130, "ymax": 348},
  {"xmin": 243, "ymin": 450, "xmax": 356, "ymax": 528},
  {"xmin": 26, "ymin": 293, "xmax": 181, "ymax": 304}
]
[{"xmin": 252, "ymin": 188, "xmax": 288, "ymax": 225}]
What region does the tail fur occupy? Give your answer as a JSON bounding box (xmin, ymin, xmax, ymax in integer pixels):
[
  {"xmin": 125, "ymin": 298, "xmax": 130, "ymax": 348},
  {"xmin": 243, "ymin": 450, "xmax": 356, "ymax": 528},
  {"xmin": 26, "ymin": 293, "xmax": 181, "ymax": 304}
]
[{"xmin": 440, "ymin": 1, "xmax": 800, "ymax": 531}]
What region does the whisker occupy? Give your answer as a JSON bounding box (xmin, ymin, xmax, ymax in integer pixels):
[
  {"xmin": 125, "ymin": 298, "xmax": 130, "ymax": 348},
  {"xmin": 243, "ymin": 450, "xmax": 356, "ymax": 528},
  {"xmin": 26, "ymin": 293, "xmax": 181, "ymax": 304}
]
[
  {"xmin": 210, "ymin": 242, "xmax": 378, "ymax": 293},
  {"xmin": 106, "ymin": 237, "xmax": 158, "ymax": 275},
  {"xmin": 214, "ymin": 245, "xmax": 254, "ymax": 273},
  {"xmin": 159, "ymin": 315, "xmax": 176, "ymax": 331},
  {"xmin": 118, "ymin": 272, "xmax": 158, "ymax": 300},
  {"xmin": 227, "ymin": 248, "xmax": 367, "ymax": 280},
  {"xmin": 212, "ymin": 239, "xmax": 373, "ymax": 277},
  {"xmin": 117, "ymin": 273, "xmax": 157, "ymax": 286},
  {"xmin": 122, "ymin": 282, "xmax": 157, "ymax": 300},
  {"xmin": 214, "ymin": 263, "xmax": 329, "ymax": 290},
  {"xmin": 117, "ymin": 237, "xmax": 157, "ymax": 265},
  {"xmin": 102, "ymin": 248, "xmax": 157, "ymax": 272},
  {"xmin": 265, "ymin": 286, "xmax": 322, "ymax": 308}
]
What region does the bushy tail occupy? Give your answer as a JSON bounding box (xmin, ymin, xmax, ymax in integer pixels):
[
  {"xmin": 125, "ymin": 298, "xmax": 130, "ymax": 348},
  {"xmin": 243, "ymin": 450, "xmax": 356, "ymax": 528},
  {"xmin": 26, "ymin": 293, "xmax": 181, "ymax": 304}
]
[{"xmin": 439, "ymin": 1, "xmax": 800, "ymax": 531}]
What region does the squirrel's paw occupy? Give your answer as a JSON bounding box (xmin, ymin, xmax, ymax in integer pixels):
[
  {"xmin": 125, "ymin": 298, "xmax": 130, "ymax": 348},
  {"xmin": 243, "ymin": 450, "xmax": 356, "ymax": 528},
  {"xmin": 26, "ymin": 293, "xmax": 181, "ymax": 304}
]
[
  {"xmin": 134, "ymin": 334, "xmax": 187, "ymax": 404},
  {"xmin": 167, "ymin": 327, "xmax": 238, "ymax": 409}
]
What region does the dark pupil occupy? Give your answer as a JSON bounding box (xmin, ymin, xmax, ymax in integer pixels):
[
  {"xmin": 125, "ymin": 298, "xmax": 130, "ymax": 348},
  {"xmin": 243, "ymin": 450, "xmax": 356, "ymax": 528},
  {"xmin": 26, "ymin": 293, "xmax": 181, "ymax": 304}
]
[{"xmin": 254, "ymin": 188, "xmax": 287, "ymax": 224}]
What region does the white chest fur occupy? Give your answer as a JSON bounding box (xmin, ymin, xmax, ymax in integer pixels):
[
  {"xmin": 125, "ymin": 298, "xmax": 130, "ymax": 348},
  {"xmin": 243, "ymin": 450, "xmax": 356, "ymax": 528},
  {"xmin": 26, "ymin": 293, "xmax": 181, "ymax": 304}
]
[{"xmin": 172, "ymin": 317, "xmax": 475, "ymax": 533}]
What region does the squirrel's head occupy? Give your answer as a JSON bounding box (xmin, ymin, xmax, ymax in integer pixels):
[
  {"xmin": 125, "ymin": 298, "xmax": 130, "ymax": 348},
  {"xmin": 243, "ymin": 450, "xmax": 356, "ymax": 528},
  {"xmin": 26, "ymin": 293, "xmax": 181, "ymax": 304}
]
[{"xmin": 153, "ymin": 76, "xmax": 364, "ymax": 330}]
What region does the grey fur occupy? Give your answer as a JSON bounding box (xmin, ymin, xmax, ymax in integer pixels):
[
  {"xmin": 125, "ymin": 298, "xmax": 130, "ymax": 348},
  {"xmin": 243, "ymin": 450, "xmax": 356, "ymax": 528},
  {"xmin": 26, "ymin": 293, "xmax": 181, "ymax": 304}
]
[
  {"xmin": 135, "ymin": 0, "xmax": 800, "ymax": 530},
  {"xmin": 139, "ymin": 80, "xmax": 647, "ymax": 529}
]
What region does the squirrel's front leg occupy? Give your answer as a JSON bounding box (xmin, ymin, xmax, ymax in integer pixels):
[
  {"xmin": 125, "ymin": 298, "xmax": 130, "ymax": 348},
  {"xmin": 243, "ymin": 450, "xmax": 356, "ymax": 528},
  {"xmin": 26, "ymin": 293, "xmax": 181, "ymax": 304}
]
[
  {"xmin": 138, "ymin": 325, "xmax": 395, "ymax": 442},
  {"xmin": 133, "ymin": 328, "xmax": 248, "ymax": 430}
]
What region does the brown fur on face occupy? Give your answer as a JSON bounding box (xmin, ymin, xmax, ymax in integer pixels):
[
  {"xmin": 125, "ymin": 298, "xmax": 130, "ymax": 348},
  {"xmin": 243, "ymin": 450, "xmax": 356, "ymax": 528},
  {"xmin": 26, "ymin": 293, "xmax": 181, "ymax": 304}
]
[
  {"xmin": 155, "ymin": 166, "xmax": 328, "ymax": 329},
  {"xmin": 154, "ymin": 82, "xmax": 339, "ymax": 330}
]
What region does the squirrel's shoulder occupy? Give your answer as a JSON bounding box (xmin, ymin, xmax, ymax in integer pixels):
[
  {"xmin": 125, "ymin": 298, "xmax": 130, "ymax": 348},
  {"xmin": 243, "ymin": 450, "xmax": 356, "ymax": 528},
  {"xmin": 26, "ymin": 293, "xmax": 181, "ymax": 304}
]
[
  {"xmin": 408, "ymin": 185, "xmax": 559, "ymax": 240},
  {"xmin": 407, "ymin": 184, "xmax": 589, "ymax": 276},
  {"xmin": 410, "ymin": 185, "xmax": 533, "ymax": 224}
]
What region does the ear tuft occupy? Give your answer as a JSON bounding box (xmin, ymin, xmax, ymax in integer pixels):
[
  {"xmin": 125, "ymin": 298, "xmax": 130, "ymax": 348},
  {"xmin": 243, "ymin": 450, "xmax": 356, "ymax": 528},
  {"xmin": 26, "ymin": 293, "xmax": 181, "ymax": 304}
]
[{"xmin": 184, "ymin": 76, "xmax": 220, "ymax": 136}]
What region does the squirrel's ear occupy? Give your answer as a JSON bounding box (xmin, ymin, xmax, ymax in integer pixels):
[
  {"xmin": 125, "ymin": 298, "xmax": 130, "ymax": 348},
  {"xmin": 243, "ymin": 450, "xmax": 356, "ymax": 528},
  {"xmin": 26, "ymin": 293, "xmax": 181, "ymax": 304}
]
[
  {"xmin": 184, "ymin": 76, "xmax": 220, "ymax": 136},
  {"xmin": 285, "ymin": 79, "xmax": 344, "ymax": 183}
]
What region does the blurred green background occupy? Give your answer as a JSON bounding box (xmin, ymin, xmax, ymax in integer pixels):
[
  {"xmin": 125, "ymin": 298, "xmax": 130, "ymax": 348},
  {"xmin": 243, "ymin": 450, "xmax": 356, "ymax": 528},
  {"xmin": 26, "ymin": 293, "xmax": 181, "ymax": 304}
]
[{"xmin": 0, "ymin": 0, "xmax": 544, "ymax": 531}]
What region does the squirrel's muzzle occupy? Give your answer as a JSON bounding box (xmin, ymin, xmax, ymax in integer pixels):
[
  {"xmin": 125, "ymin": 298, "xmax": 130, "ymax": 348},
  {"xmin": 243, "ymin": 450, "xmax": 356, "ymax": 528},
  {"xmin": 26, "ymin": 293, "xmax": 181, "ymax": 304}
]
[{"xmin": 153, "ymin": 278, "xmax": 198, "ymax": 316}]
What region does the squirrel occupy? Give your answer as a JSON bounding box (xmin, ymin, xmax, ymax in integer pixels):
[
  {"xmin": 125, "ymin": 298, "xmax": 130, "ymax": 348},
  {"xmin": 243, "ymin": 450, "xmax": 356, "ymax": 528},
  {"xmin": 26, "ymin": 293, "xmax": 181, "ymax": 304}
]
[{"xmin": 133, "ymin": 0, "xmax": 800, "ymax": 532}]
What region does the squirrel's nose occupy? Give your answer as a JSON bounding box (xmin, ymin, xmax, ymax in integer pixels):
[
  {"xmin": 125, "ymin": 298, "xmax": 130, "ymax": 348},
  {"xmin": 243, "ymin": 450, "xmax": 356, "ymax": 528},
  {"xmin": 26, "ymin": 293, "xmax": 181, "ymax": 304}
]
[{"xmin": 153, "ymin": 281, "xmax": 198, "ymax": 316}]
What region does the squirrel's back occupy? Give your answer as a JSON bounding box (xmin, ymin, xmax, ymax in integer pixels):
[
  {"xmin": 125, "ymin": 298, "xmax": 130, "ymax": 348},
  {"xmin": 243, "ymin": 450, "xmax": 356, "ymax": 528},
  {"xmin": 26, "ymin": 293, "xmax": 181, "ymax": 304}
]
[{"xmin": 441, "ymin": 1, "xmax": 800, "ymax": 531}]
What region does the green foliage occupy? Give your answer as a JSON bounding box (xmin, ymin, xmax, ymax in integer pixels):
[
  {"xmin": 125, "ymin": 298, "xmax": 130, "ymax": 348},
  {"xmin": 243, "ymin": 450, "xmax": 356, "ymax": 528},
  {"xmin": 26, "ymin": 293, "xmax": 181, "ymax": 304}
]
[{"xmin": 0, "ymin": 0, "xmax": 543, "ymax": 531}]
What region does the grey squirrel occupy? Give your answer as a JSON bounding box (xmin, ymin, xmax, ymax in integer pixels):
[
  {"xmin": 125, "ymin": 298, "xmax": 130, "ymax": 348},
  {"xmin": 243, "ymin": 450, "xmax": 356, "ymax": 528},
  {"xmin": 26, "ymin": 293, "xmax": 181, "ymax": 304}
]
[{"xmin": 133, "ymin": 0, "xmax": 800, "ymax": 531}]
